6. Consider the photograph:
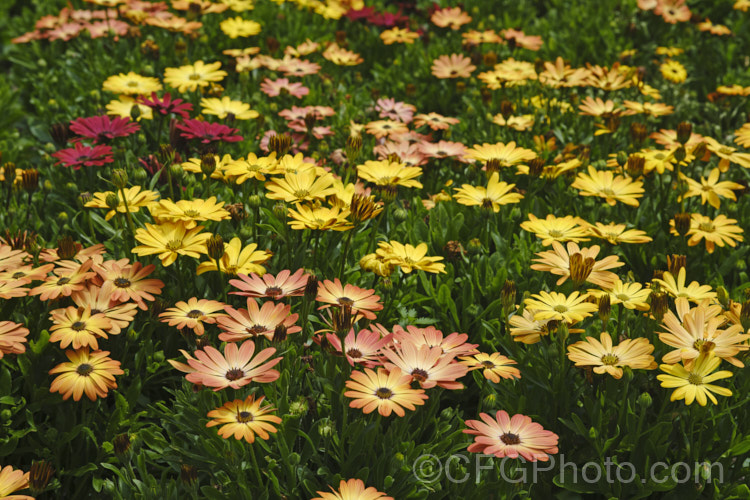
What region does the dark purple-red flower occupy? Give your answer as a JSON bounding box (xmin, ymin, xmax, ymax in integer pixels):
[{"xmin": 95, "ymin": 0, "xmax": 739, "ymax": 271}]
[
  {"xmin": 175, "ymin": 119, "xmax": 243, "ymax": 144},
  {"xmin": 138, "ymin": 92, "xmax": 193, "ymax": 119},
  {"xmin": 52, "ymin": 142, "xmax": 114, "ymax": 169},
  {"xmin": 70, "ymin": 115, "xmax": 140, "ymax": 142}
]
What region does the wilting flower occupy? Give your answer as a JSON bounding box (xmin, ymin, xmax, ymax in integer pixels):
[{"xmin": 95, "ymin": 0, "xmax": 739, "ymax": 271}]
[
  {"xmin": 459, "ymin": 353, "xmax": 521, "ymax": 383},
  {"xmin": 464, "ymin": 410, "xmax": 559, "ymax": 461},
  {"xmin": 184, "ymin": 339, "xmax": 282, "ymax": 390},
  {"xmin": 657, "ymin": 353, "xmax": 733, "ymax": 406},
  {"xmin": 344, "ymin": 367, "xmax": 428, "ymax": 417},
  {"xmin": 206, "ymin": 395, "xmax": 281, "ymax": 443},
  {"xmin": 312, "ymin": 478, "xmax": 393, "ymax": 500},
  {"xmin": 567, "ymin": 332, "xmax": 656, "ymax": 379},
  {"xmin": 49, "ymin": 348, "xmax": 123, "ymax": 401},
  {"xmin": 159, "ymin": 298, "xmax": 227, "ymax": 335}
]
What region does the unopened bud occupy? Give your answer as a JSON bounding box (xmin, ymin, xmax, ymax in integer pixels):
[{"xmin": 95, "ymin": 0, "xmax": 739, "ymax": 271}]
[
  {"xmin": 637, "ymin": 392, "xmax": 652, "ymax": 409},
  {"xmin": 206, "ymin": 234, "xmax": 225, "ymax": 261},
  {"xmin": 466, "ymin": 237, "xmax": 482, "ymax": 255},
  {"xmin": 673, "ymin": 146, "xmax": 686, "ymax": 163},
  {"xmin": 676, "ymin": 122, "xmax": 692, "ymax": 145},
  {"xmin": 650, "ymin": 292, "xmax": 669, "ymax": 322},
  {"xmin": 569, "ymin": 253, "xmax": 595, "ymax": 286},
  {"xmin": 527, "ymin": 158, "xmax": 545, "ymax": 177},
  {"xmin": 200, "ymin": 154, "xmax": 216, "ymax": 177},
  {"xmin": 105, "ymin": 193, "xmax": 120, "ymax": 210},
  {"xmin": 501, "ymin": 280, "xmax": 517, "ymax": 312},
  {"xmin": 57, "ymin": 236, "xmax": 77, "ymax": 260},
  {"xmin": 113, "ymin": 433, "xmax": 131, "ymax": 458},
  {"xmin": 626, "ymin": 155, "xmax": 645, "ymax": 177},
  {"xmin": 180, "ymin": 464, "xmax": 198, "ymax": 486},
  {"xmin": 130, "ymin": 103, "xmax": 141, "ymax": 121},
  {"xmin": 667, "ymin": 254, "xmax": 686, "ymax": 276},
  {"xmin": 28, "ymin": 460, "xmax": 55, "ymax": 494},
  {"xmin": 691, "ymin": 141, "xmax": 707, "ymax": 160},
  {"xmin": 272, "ymin": 324, "xmax": 288, "ymax": 343},
  {"xmin": 304, "ymin": 274, "xmax": 318, "ymax": 301},
  {"xmin": 485, "ymin": 158, "xmax": 501, "ymax": 175},
  {"xmin": 269, "ymin": 133, "xmax": 292, "ymax": 156},
  {"xmin": 716, "ymin": 286, "xmax": 729, "ymax": 308},
  {"xmin": 21, "ymin": 169, "xmax": 39, "ymax": 192},
  {"xmin": 673, "ymin": 213, "xmax": 691, "ymax": 236},
  {"xmin": 598, "ymin": 294, "xmax": 611, "ymax": 323},
  {"xmin": 629, "ymin": 122, "xmax": 648, "ymax": 144},
  {"xmin": 112, "ymin": 168, "xmax": 128, "ymax": 189}
]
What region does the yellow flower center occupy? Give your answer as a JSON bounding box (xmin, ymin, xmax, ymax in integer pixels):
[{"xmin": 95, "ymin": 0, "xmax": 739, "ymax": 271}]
[
  {"xmin": 375, "ymin": 387, "xmax": 393, "ymax": 399},
  {"xmin": 687, "ymin": 373, "xmax": 703, "ymax": 385},
  {"xmin": 76, "ymin": 363, "xmax": 94, "ymax": 376},
  {"xmin": 188, "ymin": 73, "xmax": 202, "ymax": 81},
  {"xmin": 553, "ymin": 304, "xmax": 568, "ymax": 313},
  {"xmin": 126, "ymin": 81, "xmax": 139, "ymax": 88},
  {"xmin": 697, "ymin": 222, "xmax": 715, "ymax": 233},
  {"xmin": 599, "ymin": 187, "xmax": 616, "ymax": 196},
  {"xmin": 224, "ymin": 265, "xmax": 239, "ymax": 275},
  {"xmin": 187, "ymin": 309, "xmax": 203, "ymax": 319},
  {"xmin": 183, "ymin": 209, "xmax": 200, "ymax": 217},
  {"xmin": 294, "ymin": 189, "xmax": 310, "ymax": 198},
  {"xmin": 500, "ymin": 432, "xmax": 521, "ymax": 445},
  {"xmin": 600, "ymin": 354, "xmax": 619, "ymax": 365},
  {"xmin": 693, "ymin": 339, "xmax": 715, "ymax": 353},
  {"xmin": 236, "ymin": 411, "xmax": 254, "ymax": 423},
  {"xmin": 615, "ymin": 293, "xmax": 630, "ymax": 302},
  {"xmin": 547, "ymin": 229, "xmax": 564, "ymax": 238},
  {"xmin": 166, "ymin": 239, "xmax": 183, "ymax": 251}
]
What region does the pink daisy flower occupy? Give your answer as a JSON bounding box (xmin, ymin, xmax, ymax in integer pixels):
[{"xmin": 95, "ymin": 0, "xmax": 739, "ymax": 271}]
[
  {"xmin": 52, "ymin": 142, "xmax": 114, "ymax": 169},
  {"xmin": 175, "ymin": 119, "xmax": 243, "ymax": 144},
  {"xmin": 70, "ymin": 115, "xmax": 140, "ymax": 142},
  {"xmin": 138, "ymin": 92, "xmax": 193, "ymax": 119},
  {"xmin": 260, "ymin": 78, "xmax": 309, "ymax": 98},
  {"xmin": 229, "ymin": 268, "xmax": 310, "ymax": 300},
  {"xmin": 183, "ymin": 339, "xmax": 282, "ymax": 390}
]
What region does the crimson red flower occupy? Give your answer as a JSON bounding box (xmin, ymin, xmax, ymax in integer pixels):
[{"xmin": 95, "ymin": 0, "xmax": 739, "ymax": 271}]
[
  {"xmin": 175, "ymin": 119, "xmax": 243, "ymax": 144},
  {"xmin": 138, "ymin": 92, "xmax": 193, "ymax": 119},
  {"xmin": 52, "ymin": 142, "xmax": 114, "ymax": 169},
  {"xmin": 70, "ymin": 115, "xmax": 140, "ymax": 142}
]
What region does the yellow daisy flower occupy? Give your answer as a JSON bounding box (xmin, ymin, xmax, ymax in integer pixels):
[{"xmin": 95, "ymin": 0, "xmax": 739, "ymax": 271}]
[
  {"xmin": 520, "ymin": 214, "xmax": 590, "ymax": 246},
  {"xmin": 219, "ymin": 16, "xmax": 261, "ymax": 38},
  {"xmin": 264, "ymin": 169, "xmax": 335, "ymax": 203},
  {"xmin": 567, "ymin": 332, "xmax": 656, "ymax": 379},
  {"xmin": 85, "ymin": 186, "xmax": 159, "ymax": 221},
  {"xmin": 669, "ymin": 213, "xmax": 744, "ymax": 253},
  {"xmin": 196, "ymin": 237, "xmax": 272, "ymax": 276},
  {"xmin": 149, "ymin": 197, "xmax": 231, "ymax": 228},
  {"xmin": 164, "ymin": 60, "xmax": 227, "ymax": 93},
  {"xmin": 200, "ymin": 96, "xmax": 259, "ymax": 120},
  {"xmin": 571, "ymin": 166, "xmax": 644, "ymax": 206},
  {"xmin": 657, "ymin": 353, "xmax": 732, "ymax": 406},
  {"xmin": 524, "ymin": 291, "xmax": 598, "ymax": 323},
  {"xmin": 132, "ymin": 222, "xmax": 210, "ymax": 267},
  {"xmin": 102, "ymin": 71, "xmax": 162, "ymax": 95},
  {"xmin": 376, "ymin": 241, "xmax": 445, "ymax": 274},
  {"xmin": 586, "ymin": 222, "xmax": 652, "ymax": 245},
  {"xmin": 652, "ymin": 268, "xmax": 717, "ymax": 304},
  {"xmin": 680, "ymin": 168, "xmax": 743, "ymax": 209},
  {"xmin": 453, "ymin": 172, "xmax": 523, "ymax": 212},
  {"xmin": 465, "ymin": 141, "xmax": 537, "ymax": 167},
  {"xmin": 287, "ymin": 204, "xmax": 352, "ymax": 231},
  {"xmin": 357, "ymin": 160, "xmax": 423, "ymax": 189}
]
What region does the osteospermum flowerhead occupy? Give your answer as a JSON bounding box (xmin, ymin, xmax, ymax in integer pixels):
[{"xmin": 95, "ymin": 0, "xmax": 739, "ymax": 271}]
[
  {"xmin": 344, "ymin": 366, "xmax": 428, "ymax": 417},
  {"xmin": 312, "ymin": 478, "xmax": 393, "ymax": 500},
  {"xmin": 164, "ymin": 60, "xmax": 227, "ymax": 92},
  {"xmin": 229, "ymin": 268, "xmax": 309, "ymax": 300},
  {"xmin": 159, "ymin": 298, "xmax": 227, "ymax": 335},
  {"xmin": 49, "ymin": 348, "xmax": 124, "ymax": 401},
  {"xmin": 376, "ymin": 241, "xmax": 446, "ymax": 274},
  {"xmin": 459, "ymin": 352, "xmax": 521, "ymax": 383},
  {"xmin": 184, "ymin": 339, "xmax": 281, "ymax": 390},
  {"xmin": 206, "ymin": 395, "xmax": 281, "ymax": 443},
  {"xmin": 0, "ymin": 465, "xmax": 31, "ymax": 500},
  {"xmin": 464, "ymin": 410, "xmax": 559, "ymax": 461},
  {"xmin": 316, "ymin": 279, "xmax": 383, "ymax": 320},
  {"xmin": 218, "ymin": 298, "xmax": 301, "ymax": 342},
  {"xmin": 657, "ymin": 353, "xmax": 733, "ymax": 406}
]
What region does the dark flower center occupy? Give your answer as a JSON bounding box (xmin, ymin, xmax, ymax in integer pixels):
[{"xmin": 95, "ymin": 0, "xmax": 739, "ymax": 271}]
[
  {"xmin": 346, "ymin": 348, "xmax": 362, "ymax": 359},
  {"xmin": 236, "ymin": 411, "xmax": 254, "ymax": 423},
  {"xmin": 500, "ymin": 433, "xmax": 521, "ymax": 445},
  {"xmin": 481, "ymin": 361, "xmax": 496, "ymax": 369},
  {"xmin": 375, "ymin": 387, "xmax": 393, "ymax": 399},
  {"xmin": 246, "ymin": 325, "xmax": 267, "ymax": 335},
  {"xmin": 411, "ymin": 368, "xmax": 429, "ymax": 382},
  {"xmin": 187, "ymin": 309, "xmax": 203, "ymax": 319},
  {"xmin": 71, "ymin": 321, "xmax": 86, "ymax": 331},
  {"xmin": 114, "ymin": 277, "xmax": 131, "ymax": 288},
  {"xmin": 57, "ymin": 277, "xmax": 71, "ymax": 285},
  {"xmin": 76, "ymin": 363, "xmax": 94, "ymax": 376},
  {"xmin": 12, "ymin": 272, "xmax": 25, "ymax": 279},
  {"xmin": 225, "ymin": 368, "xmax": 245, "ymax": 381},
  {"xmin": 265, "ymin": 286, "xmax": 283, "ymax": 298},
  {"xmin": 337, "ymin": 297, "xmax": 354, "ymax": 307}
]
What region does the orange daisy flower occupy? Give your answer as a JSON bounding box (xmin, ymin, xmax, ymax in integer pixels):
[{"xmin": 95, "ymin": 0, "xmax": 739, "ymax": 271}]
[
  {"xmin": 530, "ymin": 241, "xmax": 624, "ymax": 288},
  {"xmin": 206, "ymin": 395, "xmax": 281, "ymax": 443},
  {"xmin": 159, "ymin": 297, "xmax": 227, "ymax": 335},
  {"xmin": 392, "ymin": 325, "xmax": 478, "ymax": 357},
  {"xmin": 229, "ymin": 268, "xmax": 309, "ymax": 300},
  {"xmin": 459, "ymin": 353, "xmax": 521, "ymax": 383},
  {"xmin": 464, "ymin": 410, "xmax": 559, "ymax": 461},
  {"xmin": 49, "ymin": 306, "xmax": 112, "ymax": 350},
  {"xmin": 70, "ymin": 282, "xmax": 139, "ymax": 335},
  {"xmin": 184, "ymin": 339, "xmax": 281, "ymax": 390},
  {"xmin": 218, "ymin": 299, "xmax": 300, "ymax": 342},
  {"xmin": 344, "ymin": 367, "xmax": 428, "ymax": 417},
  {"xmin": 312, "ymin": 478, "xmax": 393, "ymax": 500},
  {"xmin": 323, "ymin": 327, "xmax": 393, "ymax": 368},
  {"xmin": 0, "ymin": 321, "xmax": 30, "ymax": 358},
  {"xmin": 316, "ymin": 279, "xmax": 383, "ymax": 320},
  {"xmin": 0, "ymin": 465, "xmax": 31, "ymax": 500},
  {"xmin": 382, "ymin": 343, "xmax": 468, "ymax": 389},
  {"xmin": 431, "ymin": 54, "xmax": 476, "ymax": 79},
  {"xmin": 49, "ymin": 348, "xmax": 123, "ymax": 401},
  {"xmin": 0, "ymin": 279, "xmax": 28, "ymax": 299},
  {"xmin": 94, "ymin": 259, "xmax": 164, "ymax": 309},
  {"xmin": 29, "ymin": 260, "xmax": 96, "ymax": 301}
]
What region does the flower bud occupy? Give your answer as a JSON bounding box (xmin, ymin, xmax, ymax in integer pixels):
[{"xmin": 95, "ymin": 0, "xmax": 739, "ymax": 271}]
[
  {"xmin": 740, "ymin": 300, "xmax": 750, "ymax": 331},
  {"xmin": 57, "ymin": 236, "xmax": 77, "ymax": 260},
  {"xmin": 206, "ymin": 234, "xmax": 225, "ymax": 261},
  {"xmin": 49, "ymin": 122, "xmax": 71, "ymax": 147},
  {"xmin": 269, "ymin": 133, "xmax": 292, "ymax": 156},
  {"xmin": 200, "ymin": 154, "xmax": 216, "ymax": 177},
  {"xmin": 105, "ymin": 193, "xmax": 120, "ymax": 210},
  {"xmin": 691, "ymin": 141, "xmax": 707, "ymax": 160},
  {"xmin": 667, "ymin": 254, "xmax": 686, "ymax": 276},
  {"xmin": 113, "ymin": 433, "xmax": 131, "ymax": 458},
  {"xmin": 272, "ymin": 201, "xmax": 287, "ymax": 218},
  {"xmin": 569, "ymin": 253, "xmax": 595, "ymax": 286},
  {"xmin": 392, "ymin": 207, "xmax": 408, "ymax": 222},
  {"xmin": 21, "ymin": 169, "xmax": 39, "ymax": 193},
  {"xmin": 443, "ymin": 241, "xmax": 465, "ymax": 262},
  {"xmin": 345, "ymin": 135, "xmax": 363, "ymax": 163},
  {"xmin": 637, "ymin": 392, "xmax": 652, "ymax": 409},
  {"xmin": 180, "ymin": 464, "xmax": 198, "ymax": 486},
  {"xmin": 629, "ymin": 122, "xmax": 648, "ymax": 144},
  {"xmin": 248, "ymin": 194, "xmax": 262, "ymax": 208},
  {"xmin": 288, "ymin": 399, "xmax": 308, "ymax": 417},
  {"xmin": 673, "ymin": 146, "xmax": 686, "ymax": 164},
  {"xmin": 318, "ymin": 419, "xmax": 335, "ymax": 437},
  {"xmin": 272, "ymin": 324, "xmax": 288, "ymax": 343},
  {"xmin": 28, "ymin": 460, "xmax": 55, "ymax": 494},
  {"xmin": 129, "ymin": 103, "xmax": 141, "ymax": 121},
  {"xmin": 112, "ymin": 168, "xmax": 128, "ymax": 189},
  {"xmin": 527, "ymin": 158, "xmax": 545, "ymax": 177},
  {"xmin": 304, "ymin": 274, "xmax": 319, "ymax": 301},
  {"xmin": 650, "ymin": 292, "xmax": 669, "ymax": 322},
  {"xmin": 676, "ymin": 122, "xmax": 692, "ymax": 145},
  {"xmin": 466, "ymin": 237, "xmax": 482, "ymax": 255},
  {"xmin": 501, "ymin": 280, "xmax": 517, "ymax": 312},
  {"xmin": 673, "ymin": 213, "xmax": 691, "ymax": 236},
  {"xmin": 626, "ymin": 155, "xmax": 645, "ymax": 177},
  {"xmin": 598, "ymin": 294, "xmax": 611, "ymax": 323}
]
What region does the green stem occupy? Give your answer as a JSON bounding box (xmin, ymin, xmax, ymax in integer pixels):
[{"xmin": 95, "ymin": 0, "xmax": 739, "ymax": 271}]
[
  {"xmin": 249, "ymin": 444, "xmax": 263, "ymax": 486},
  {"xmin": 337, "ymin": 229, "xmax": 354, "ymax": 279}
]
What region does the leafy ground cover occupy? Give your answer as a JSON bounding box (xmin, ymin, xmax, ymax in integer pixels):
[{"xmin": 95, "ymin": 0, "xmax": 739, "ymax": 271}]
[{"xmin": 1, "ymin": 0, "xmax": 750, "ymax": 498}]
